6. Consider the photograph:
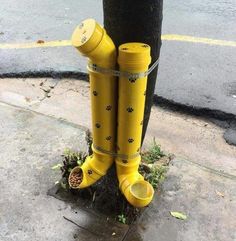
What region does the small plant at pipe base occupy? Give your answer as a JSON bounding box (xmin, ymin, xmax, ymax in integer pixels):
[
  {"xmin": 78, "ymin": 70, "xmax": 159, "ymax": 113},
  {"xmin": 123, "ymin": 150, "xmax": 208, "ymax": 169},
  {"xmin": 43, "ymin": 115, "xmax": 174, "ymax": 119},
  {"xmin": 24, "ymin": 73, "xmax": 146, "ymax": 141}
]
[
  {"xmin": 52, "ymin": 148, "xmax": 87, "ymax": 189},
  {"xmin": 117, "ymin": 214, "xmax": 127, "ymax": 224},
  {"xmin": 139, "ymin": 139, "xmax": 173, "ymax": 189},
  {"xmin": 142, "ymin": 165, "xmax": 167, "ymax": 189},
  {"xmin": 116, "ymin": 140, "xmax": 173, "ymax": 223},
  {"xmin": 51, "ymin": 140, "xmax": 173, "ymax": 225},
  {"xmin": 142, "ymin": 138, "xmax": 165, "ymax": 164}
]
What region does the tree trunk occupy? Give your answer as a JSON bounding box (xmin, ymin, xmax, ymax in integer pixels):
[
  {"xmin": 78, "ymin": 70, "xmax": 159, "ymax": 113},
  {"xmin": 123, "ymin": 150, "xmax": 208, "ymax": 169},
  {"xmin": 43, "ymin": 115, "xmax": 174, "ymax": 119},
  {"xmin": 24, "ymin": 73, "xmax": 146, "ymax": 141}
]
[{"xmin": 103, "ymin": 0, "xmax": 163, "ymax": 144}]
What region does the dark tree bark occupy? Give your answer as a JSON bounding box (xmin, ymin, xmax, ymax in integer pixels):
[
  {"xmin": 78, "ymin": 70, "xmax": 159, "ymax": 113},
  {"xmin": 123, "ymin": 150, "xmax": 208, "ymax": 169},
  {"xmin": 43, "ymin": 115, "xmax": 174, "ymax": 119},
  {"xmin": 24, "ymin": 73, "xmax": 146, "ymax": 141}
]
[{"xmin": 103, "ymin": 0, "xmax": 163, "ymax": 144}]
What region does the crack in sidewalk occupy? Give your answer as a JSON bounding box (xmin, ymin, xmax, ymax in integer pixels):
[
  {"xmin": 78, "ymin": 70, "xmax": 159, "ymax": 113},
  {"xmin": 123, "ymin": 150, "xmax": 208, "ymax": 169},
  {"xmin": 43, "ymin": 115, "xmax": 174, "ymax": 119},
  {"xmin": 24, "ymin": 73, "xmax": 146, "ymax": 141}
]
[{"xmin": 181, "ymin": 158, "xmax": 236, "ymax": 180}]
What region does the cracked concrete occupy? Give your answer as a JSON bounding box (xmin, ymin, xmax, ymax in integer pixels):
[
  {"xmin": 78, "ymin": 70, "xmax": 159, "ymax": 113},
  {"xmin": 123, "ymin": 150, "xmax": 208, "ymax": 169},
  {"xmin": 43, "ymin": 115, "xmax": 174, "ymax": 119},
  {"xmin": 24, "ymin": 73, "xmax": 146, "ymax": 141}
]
[
  {"xmin": 0, "ymin": 78, "xmax": 58, "ymax": 107},
  {"xmin": 0, "ymin": 78, "xmax": 91, "ymax": 128}
]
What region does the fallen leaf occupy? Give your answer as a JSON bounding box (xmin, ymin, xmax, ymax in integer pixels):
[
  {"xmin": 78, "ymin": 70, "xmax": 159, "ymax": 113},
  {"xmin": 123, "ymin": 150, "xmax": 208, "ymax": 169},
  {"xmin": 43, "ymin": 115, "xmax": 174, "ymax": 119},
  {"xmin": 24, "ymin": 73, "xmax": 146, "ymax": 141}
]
[
  {"xmin": 170, "ymin": 211, "xmax": 187, "ymax": 220},
  {"xmin": 215, "ymin": 190, "xmax": 224, "ymax": 198},
  {"xmin": 37, "ymin": 40, "xmax": 45, "ymax": 44},
  {"xmin": 51, "ymin": 163, "xmax": 62, "ymax": 170}
]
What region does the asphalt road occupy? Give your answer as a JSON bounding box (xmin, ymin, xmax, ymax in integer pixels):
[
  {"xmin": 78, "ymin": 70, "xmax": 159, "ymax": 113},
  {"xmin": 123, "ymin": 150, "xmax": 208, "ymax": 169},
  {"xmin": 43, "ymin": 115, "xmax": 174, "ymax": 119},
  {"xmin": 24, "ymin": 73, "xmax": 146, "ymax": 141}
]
[{"xmin": 0, "ymin": 0, "xmax": 236, "ymax": 116}]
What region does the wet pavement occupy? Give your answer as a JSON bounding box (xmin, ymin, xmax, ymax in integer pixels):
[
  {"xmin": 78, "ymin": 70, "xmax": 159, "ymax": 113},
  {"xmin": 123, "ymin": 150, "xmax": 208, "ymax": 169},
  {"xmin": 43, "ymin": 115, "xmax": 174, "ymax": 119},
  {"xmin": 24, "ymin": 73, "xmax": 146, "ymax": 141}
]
[
  {"xmin": 125, "ymin": 159, "xmax": 236, "ymax": 241},
  {"xmin": 1, "ymin": 0, "xmax": 236, "ymax": 117},
  {"xmin": 0, "ymin": 100, "xmax": 235, "ymax": 241},
  {"xmin": 0, "ymin": 103, "xmax": 128, "ymax": 241}
]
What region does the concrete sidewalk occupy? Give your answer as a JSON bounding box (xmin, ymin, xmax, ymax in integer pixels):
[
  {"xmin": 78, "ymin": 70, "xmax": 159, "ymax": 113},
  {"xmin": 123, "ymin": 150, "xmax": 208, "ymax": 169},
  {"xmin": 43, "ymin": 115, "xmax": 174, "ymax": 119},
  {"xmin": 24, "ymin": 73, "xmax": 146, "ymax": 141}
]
[
  {"xmin": 0, "ymin": 103, "xmax": 128, "ymax": 241},
  {"xmin": 125, "ymin": 158, "xmax": 236, "ymax": 241},
  {"xmin": 1, "ymin": 78, "xmax": 235, "ymax": 175},
  {"xmin": 0, "ymin": 78, "xmax": 236, "ymax": 241}
]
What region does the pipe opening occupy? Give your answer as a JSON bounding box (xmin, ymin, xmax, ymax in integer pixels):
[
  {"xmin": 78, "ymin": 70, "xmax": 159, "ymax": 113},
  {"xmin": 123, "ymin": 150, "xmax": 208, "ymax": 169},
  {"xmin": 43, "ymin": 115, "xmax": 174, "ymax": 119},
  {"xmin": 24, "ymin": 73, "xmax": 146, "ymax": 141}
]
[
  {"xmin": 130, "ymin": 180, "xmax": 154, "ymax": 200},
  {"xmin": 69, "ymin": 167, "xmax": 83, "ymax": 188}
]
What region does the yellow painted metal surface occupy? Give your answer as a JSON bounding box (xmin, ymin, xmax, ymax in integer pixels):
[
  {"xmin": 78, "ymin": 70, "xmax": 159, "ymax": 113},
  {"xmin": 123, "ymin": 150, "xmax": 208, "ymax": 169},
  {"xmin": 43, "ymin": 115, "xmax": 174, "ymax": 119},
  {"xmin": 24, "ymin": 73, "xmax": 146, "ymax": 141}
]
[
  {"xmin": 69, "ymin": 19, "xmax": 117, "ymax": 188},
  {"xmin": 116, "ymin": 43, "xmax": 154, "ymax": 207}
]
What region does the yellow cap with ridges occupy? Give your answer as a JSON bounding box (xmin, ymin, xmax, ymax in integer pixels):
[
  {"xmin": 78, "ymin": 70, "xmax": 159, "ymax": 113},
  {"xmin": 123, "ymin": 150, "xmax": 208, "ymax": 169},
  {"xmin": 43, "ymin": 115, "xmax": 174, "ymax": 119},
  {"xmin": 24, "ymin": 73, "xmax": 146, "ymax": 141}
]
[
  {"xmin": 71, "ymin": 18, "xmax": 104, "ymax": 55},
  {"xmin": 118, "ymin": 43, "xmax": 151, "ymax": 69}
]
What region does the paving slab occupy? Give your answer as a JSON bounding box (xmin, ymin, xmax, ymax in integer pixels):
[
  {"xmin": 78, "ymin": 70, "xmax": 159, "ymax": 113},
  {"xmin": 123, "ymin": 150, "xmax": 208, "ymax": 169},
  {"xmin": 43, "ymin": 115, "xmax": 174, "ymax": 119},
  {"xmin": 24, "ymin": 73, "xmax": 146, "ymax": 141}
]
[
  {"xmin": 0, "ymin": 103, "xmax": 128, "ymax": 241},
  {"xmin": 146, "ymin": 105, "xmax": 236, "ymax": 176},
  {"xmin": 0, "ymin": 78, "xmax": 91, "ymax": 128},
  {"xmin": 40, "ymin": 85, "xmax": 236, "ymax": 175},
  {"xmin": 124, "ymin": 159, "xmax": 236, "ymax": 241},
  {"xmin": 1, "ymin": 78, "xmax": 236, "ymax": 176},
  {"xmin": 0, "ymin": 90, "xmax": 236, "ymax": 241}
]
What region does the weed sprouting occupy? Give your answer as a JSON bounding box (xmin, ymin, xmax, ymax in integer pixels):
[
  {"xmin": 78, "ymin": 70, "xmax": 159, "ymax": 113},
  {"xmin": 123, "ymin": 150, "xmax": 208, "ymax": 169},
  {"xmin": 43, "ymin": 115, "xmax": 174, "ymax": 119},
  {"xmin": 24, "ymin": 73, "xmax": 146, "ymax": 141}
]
[
  {"xmin": 117, "ymin": 214, "xmax": 127, "ymax": 224},
  {"xmin": 142, "ymin": 138, "xmax": 165, "ymax": 164},
  {"xmin": 52, "ymin": 148, "xmax": 87, "ymax": 189}
]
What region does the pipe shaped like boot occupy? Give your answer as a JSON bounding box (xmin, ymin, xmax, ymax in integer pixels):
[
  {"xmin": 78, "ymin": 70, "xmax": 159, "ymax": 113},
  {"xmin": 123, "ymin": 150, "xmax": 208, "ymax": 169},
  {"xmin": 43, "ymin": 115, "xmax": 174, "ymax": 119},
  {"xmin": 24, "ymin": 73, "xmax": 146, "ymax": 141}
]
[
  {"xmin": 69, "ymin": 19, "xmax": 117, "ymax": 189},
  {"xmin": 116, "ymin": 43, "xmax": 154, "ymax": 207}
]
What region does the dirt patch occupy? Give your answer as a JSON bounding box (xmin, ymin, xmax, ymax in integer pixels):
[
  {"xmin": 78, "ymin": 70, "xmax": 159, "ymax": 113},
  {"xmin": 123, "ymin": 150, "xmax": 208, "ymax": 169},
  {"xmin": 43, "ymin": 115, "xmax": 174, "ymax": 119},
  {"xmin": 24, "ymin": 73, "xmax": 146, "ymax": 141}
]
[{"xmin": 49, "ymin": 140, "xmax": 173, "ymax": 224}]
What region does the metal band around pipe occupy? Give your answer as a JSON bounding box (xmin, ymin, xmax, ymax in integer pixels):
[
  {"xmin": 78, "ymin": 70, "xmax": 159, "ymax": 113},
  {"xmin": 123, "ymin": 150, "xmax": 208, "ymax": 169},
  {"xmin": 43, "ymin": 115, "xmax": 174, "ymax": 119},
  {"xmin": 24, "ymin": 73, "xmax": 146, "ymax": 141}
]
[
  {"xmin": 87, "ymin": 58, "xmax": 159, "ymax": 79},
  {"xmin": 93, "ymin": 144, "xmax": 140, "ymax": 160}
]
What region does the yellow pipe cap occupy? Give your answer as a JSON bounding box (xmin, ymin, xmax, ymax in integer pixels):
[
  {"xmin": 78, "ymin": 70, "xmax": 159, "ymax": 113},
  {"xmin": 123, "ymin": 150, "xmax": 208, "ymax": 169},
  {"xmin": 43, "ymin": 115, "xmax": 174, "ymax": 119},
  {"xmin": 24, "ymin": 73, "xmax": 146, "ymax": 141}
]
[
  {"xmin": 118, "ymin": 43, "xmax": 151, "ymax": 68},
  {"xmin": 71, "ymin": 18, "xmax": 104, "ymax": 55}
]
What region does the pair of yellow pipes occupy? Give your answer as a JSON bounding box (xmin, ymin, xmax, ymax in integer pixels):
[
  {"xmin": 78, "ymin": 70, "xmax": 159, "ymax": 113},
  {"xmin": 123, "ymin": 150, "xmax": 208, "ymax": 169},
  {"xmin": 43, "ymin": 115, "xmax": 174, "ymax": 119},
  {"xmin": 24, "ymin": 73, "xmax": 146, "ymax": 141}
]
[{"xmin": 69, "ymin": 19, "xmax": 154, "ymax": 207}]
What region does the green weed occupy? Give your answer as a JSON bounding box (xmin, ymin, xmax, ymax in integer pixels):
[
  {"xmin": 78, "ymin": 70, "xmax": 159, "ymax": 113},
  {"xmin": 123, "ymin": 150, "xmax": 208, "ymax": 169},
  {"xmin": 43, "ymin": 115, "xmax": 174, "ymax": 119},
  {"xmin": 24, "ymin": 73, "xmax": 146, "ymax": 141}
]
[
  {"xmin": 145, "ymin": 166, "xmax": 167, "ymax": 189},
  {"xmin": 140, "ymin": 139, "xmax": 171, "ymax": 189},
  {"xmin": 117, "ymin": 214, "xmax": 127, "ymax": 224},
  {"xmin": 142, "ymin": 138, "xmax": 165, "ymax": 164},
  {"xmin": 52, "ymin": 148, "xmax": 87, "ymax": 189}
]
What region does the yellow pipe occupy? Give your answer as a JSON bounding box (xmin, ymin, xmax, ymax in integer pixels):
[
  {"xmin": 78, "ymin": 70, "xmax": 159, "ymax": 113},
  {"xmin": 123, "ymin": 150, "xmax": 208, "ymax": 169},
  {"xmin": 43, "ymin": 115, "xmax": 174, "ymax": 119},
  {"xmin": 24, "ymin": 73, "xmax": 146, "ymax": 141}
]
[
  {"xmin": 116, "ymin": 43, "xmax": 154, "ymax": 207},
  {"xmin": 68, "ymin": 19, "xmax": 117, "ymax": 188}
]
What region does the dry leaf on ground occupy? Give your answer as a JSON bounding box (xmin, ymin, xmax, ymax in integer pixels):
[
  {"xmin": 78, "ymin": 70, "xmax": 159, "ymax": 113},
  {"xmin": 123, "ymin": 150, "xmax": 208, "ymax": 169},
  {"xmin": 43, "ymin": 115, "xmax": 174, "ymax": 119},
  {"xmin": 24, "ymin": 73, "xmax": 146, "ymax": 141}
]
[{"xmin": 170, "ymin": 211, "xmax": 187, "ymax": 220}]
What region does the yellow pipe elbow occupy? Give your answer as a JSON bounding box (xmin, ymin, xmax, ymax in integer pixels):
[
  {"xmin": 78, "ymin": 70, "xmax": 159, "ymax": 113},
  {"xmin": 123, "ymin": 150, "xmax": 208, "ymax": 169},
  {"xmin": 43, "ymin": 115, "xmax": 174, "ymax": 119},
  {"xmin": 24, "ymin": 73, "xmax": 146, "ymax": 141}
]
[
  {"xmin": 69, "ymin": 146, "xmax": 114, "ymax": 188},
  {"xmin": 69, "ymin": 19, "xmax": 117, "ymax": 189},
  {"xmin": 116, "ymin": 43, "xmax": 154, "ymax": 207},
  {"xmin": 116, "ymin": 157, "xmax": 154, "ymax": 207}
]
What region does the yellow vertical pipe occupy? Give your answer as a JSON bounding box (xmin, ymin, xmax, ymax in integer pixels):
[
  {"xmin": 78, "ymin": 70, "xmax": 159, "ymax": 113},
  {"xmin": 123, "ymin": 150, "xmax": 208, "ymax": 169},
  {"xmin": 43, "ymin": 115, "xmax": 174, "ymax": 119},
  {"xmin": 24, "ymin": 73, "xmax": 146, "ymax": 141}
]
[
  {"xmin": 69, "ymin": 19, "xmax": 117, "ymax": 188},
  {"xmin": 116, "ymin": 43, "xmax": 154, "ymax": 207}
]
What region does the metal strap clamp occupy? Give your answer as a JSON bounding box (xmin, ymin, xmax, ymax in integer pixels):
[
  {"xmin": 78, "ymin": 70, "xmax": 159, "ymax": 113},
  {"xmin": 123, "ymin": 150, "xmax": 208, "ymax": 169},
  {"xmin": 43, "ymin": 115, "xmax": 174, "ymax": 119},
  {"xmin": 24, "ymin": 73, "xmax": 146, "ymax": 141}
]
[
  {"xmin": 87, "ymin": 58, "xmax": 159, "ymax": 79},
  {"xmin": 93, "ymin": 144, "xmax": 140, "ymax": 160}
]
